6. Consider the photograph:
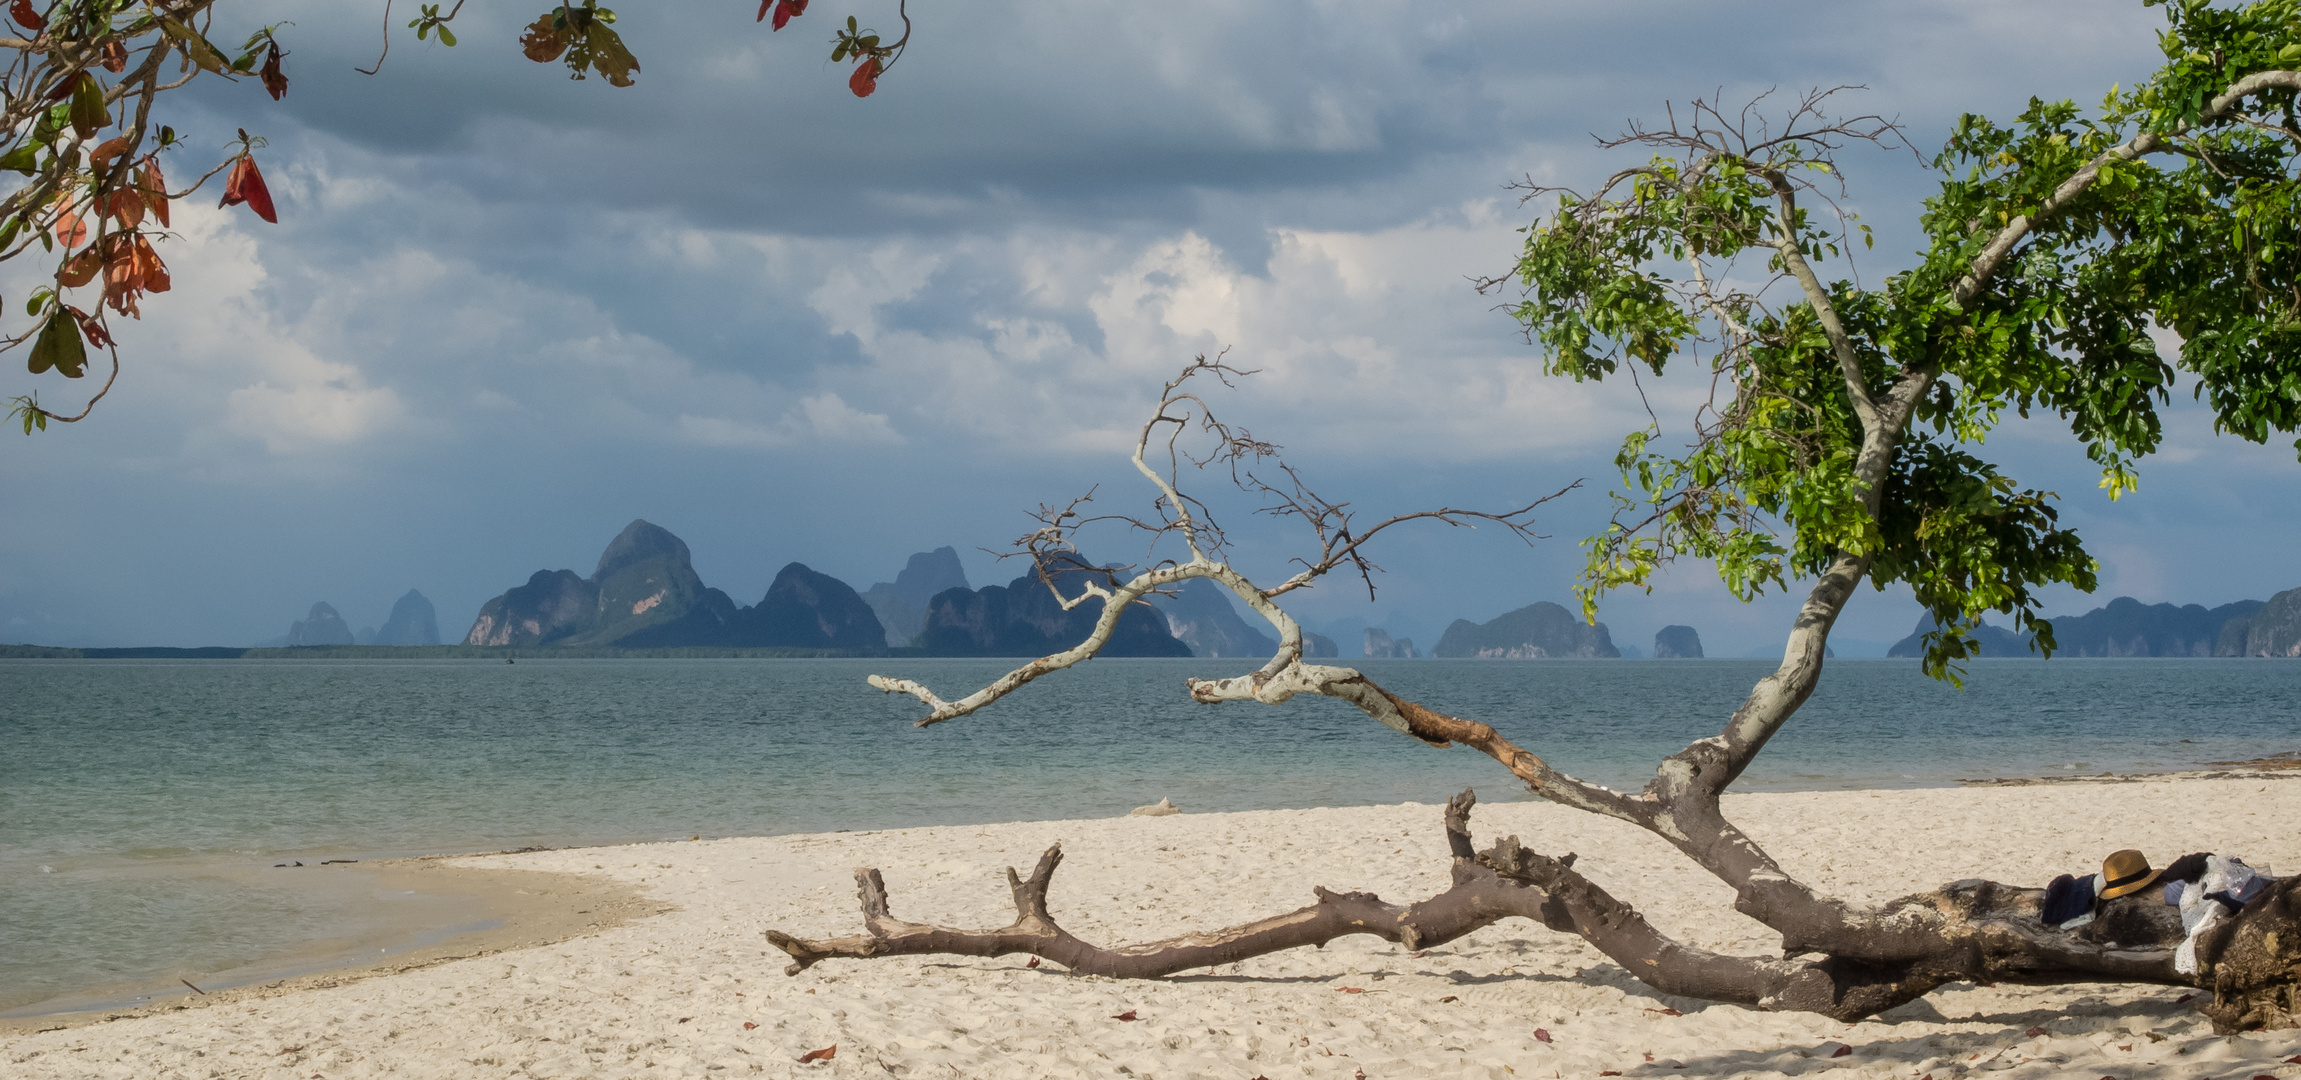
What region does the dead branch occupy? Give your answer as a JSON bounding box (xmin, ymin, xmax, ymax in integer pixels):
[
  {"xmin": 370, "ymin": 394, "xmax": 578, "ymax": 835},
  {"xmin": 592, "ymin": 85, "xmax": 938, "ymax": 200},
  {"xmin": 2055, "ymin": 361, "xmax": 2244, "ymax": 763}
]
[{"xmin": 767, "ymin": 791, "xmax": 2269, "ymax": 1024}]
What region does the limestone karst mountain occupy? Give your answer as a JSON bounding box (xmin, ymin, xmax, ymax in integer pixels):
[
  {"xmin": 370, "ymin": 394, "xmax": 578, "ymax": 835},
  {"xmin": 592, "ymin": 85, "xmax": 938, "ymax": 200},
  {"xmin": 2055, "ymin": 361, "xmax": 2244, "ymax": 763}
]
[
  {"xmin": 284, "ymin": 602, "xmax": 355, "ymax": 647},
  {"xmin": 1150, "ymin": 577, "xmax": 1279, "ymax": 659},
  {"xmin": 1654, "ymin": 625, "xmax": 1704, "ymax": 659},
  {"xmin": 463, "ymin": 521, "xmax": 883, "ymax": 651},
  {"xmin": 861, "ymin": 547, "xmax": 971, "ymax": 648},
  {"xmin": 1363, "ymin": 628, "xmax": 1419, "ymax": 659},
  {"xmin": 729, "ymin": 563, "xmax": 888, "ymax": 651},
  {"xmin": 915, "ymin": 554, "xmax": 1191, "ymax": 657},
  {"xmin": 371, "ymin": 589, "xmax": 441, "ymax": 646},
  {"xmin": 2242, "ymin": 587, "xmax": 2301, "ymax": 657},
  {"xmin": 1885, "ymin": 593, "xmax": 2291, "ymax": 658},
  {"xmin": 1432, "ymin": 601, "xmax": 1620, "ymax": 658}
]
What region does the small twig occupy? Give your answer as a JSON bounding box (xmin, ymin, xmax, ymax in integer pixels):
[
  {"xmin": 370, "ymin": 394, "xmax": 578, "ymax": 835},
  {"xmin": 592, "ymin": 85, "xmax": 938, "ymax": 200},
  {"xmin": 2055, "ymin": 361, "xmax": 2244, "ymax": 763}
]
[{"xmin": 180, "ymin": 978, "xmax": 206, "ymax": 995}]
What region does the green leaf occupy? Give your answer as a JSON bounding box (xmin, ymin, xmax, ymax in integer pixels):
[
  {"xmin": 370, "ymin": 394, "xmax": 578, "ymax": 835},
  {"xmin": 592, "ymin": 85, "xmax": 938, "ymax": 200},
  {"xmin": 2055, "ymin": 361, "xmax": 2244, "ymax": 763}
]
[
  {"xmin": 67, "ymin": 73, "xmax": 108, "ymax": 140},
  {"xmin": 437, "ymin": 26, "xmax": 456, "ymax": 47},
  {"xmin": 28, "ymin": 310, "xmax": 86, "ymax": 379},
  {"xmin": 0, "ymin": 143, "xmax": 36, "ymax": 175},
  {"xmin": 160, "ymin": 17, "xmax": 229, "ymax": 74}
]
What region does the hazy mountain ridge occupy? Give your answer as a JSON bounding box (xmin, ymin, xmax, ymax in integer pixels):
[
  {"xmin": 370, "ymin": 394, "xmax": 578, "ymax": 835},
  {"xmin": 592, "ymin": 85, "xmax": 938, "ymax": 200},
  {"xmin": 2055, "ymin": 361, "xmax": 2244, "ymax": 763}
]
[{"xmin": 1885, "ymin": 590, "xmax": 2301, "ymax": 658}]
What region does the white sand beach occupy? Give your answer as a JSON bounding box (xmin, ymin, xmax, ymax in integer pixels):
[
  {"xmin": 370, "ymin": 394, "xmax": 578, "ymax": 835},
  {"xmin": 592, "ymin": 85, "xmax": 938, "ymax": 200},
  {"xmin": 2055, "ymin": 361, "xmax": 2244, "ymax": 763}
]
[{"xmin": 9, "ymin": 775, "xmax": 2301, "ymax": 1079}]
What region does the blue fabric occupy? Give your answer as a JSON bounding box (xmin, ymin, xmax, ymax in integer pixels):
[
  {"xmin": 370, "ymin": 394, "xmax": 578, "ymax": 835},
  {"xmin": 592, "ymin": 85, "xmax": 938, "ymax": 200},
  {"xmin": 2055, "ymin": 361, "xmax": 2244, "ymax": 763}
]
[{"xmin": 2041, "ymin": 872, "xmax": 2097, "ymax": 925}]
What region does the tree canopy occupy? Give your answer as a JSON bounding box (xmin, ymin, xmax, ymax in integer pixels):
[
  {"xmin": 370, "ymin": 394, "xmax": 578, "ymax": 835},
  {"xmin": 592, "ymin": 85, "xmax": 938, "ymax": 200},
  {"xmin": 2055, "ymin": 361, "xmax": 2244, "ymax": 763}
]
[{"xmin": 1501, "ymin": 0, "xmax": 2301, "ymax": 678}]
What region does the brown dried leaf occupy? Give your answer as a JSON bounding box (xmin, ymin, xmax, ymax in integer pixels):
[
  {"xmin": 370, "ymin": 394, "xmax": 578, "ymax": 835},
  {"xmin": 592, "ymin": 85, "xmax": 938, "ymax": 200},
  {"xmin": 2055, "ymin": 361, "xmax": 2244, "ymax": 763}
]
[
  {"xmin": 2024, "ymin": 1026, "xmax": 2048, "ymax": 1037},
  {"xmin": 797, "ymin": 1044, "xmax": 835, "ymax": 1063},
  {"xmin": 1026, "ymin": 956, "xmax": 1039, "ymax": 968},
  {"xmin": 1533, "ymin": 1028, "xmax": 1551, "ymax": 1043},
  {"xmin": 742, "ymin": 1021, "xmax": 757, "ymax": 1030},
  {"xmin": 519, "ymin": 15, "xmax": 569, "ymax": 63},
  {"xmin": 1438, "ymin": 995, "xmax": 1458, "ymax": 1004},
  {"xmin": 1111, "ymin": 1010, "xmax": 1138, "ymax": 1021},
  {"xmin": 260, "ymin": 42, "xmax": 289, "ymax": 100},
  {"xmin": 1830, "ymin": 1045, "xmax": 1853, "ymax": 1058},
  {"xmin": 1336, "ymin": 987, "xmax": 1366, "ymax": 994}
]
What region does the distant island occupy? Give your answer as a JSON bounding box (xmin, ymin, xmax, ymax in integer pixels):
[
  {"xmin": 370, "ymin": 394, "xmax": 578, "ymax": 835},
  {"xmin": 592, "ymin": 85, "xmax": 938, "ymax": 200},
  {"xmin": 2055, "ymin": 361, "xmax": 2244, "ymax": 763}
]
[
  {"xmin": 1886, "ymin": 589, "xmax": 2301, "ymax": 658},
  {"xmin": 1433, "ymin": 601, "xmax": 1621, "ymax": 658}
]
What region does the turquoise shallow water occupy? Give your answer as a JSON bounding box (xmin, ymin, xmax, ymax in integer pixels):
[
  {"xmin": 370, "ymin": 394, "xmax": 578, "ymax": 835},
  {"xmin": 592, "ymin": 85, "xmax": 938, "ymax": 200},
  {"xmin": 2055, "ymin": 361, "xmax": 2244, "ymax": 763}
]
[{"xmin": 3, "ymin": 656, "xmax": 2297, "ymax": 1013}]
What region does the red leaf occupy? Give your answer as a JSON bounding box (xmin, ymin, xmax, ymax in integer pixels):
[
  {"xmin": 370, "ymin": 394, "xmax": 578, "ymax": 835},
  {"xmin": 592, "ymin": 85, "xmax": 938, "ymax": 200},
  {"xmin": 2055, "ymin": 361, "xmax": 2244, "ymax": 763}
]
[
  {"xmin": 220, "ymin": 156, "xmax": 278, "ymax": 223},
  {"xmin": 2286, "ymin": 1056, "xmax": 2301, "ymax": 1064},
  {"xmin": 100, "ymin": 40, "xmax": 126, "ymax": 73},
  {"xmin": 71, "ymin": 307, "xmax": 112, "ymax": 349},
  {"xmin": 141, "ymin": 159, "xmax": 170, "ymax": 229},
  {"xmin": 1831, "ymin": 1045, "xmax": 1852, "ymax": 1058},
  {"xmin": 796, "ymin": 1044, "xmax": 835, "ymax": 1063},
  {"xmin": 2024, "ymin": 1026, "xmax": 2048, "ymax": 1037},
  {"xmin": 8, "ymin": 0, "xmax": 41, "ymax": 31},
  {"xmin": 1336, "ymin": 987, "xmax": 1366, "ymax": 994},
  {"xmin": 53, "ymin": 208, "xmax": 86, "ymax": 248},
  {"xmin": 1533, "ymin": 1028, "xmax": 1551, "ymax": 1044},
  {"xmin": 756, "ymin": 0, "xmax": 771, "ymax": 21},
  {"xmin": 1025, "ymin": 956, "xmax": 1039, "ymax": 968},
  {"xmin": 1111, "ymin": 1010, "xmax": 1138, "ymax": 1021},
  {"xmin": 771, "ymin": 0, "xmax": 807, "ymax": 30},
  {"xmin": 2176, "ymin": 993, "xmax": 2195, "ymax": 1003},
  {"xmin": 1646, "ymin": 1007, "xmax": 1683, "ymax": 1017},
  {"xmin": 742, "ymin": 1021, "xmax": 757, "ymax": 1030},
  {"xmin": 848, "ymin": 55, "xmax": 879, "ymax": 98}
]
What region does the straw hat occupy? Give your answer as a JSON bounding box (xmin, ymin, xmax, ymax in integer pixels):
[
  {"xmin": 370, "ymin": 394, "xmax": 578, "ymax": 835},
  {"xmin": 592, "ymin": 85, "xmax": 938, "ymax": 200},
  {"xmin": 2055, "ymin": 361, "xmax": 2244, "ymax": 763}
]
[{"xmin": 2099, "ymin": 849, "xmax": 2165, "ymax": 900}]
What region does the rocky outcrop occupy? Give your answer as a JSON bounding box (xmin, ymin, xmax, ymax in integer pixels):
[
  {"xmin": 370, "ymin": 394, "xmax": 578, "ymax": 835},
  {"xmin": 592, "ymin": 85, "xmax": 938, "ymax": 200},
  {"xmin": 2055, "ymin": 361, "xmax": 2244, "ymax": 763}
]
[
  {"xmin": 466, "ymin": 569, "xmax": 599, "ymax": 647},
  {"xmin": 1304, "ymin": 632, "xmax": 1339, "ymax": 658},
  {"xmin": 372, "ymin": 589, "xmax": 441, "ymax": 646},
  {"xmin": 1654, "ymin": 625, "xmax": 1703, "ymax": 659},
  {"xmin": 915, "ymin": 555, "xmax": 1192, "ymax": 658},
  {"xmin": 464, "ymin": 520, "xmax": 742, "ymax": 649},
  {"xmin": 1886, "ymin": 594, "xmax": 2290, "ymax": 658},
  {"xmin": 1364, "ymin": 628, "xmax": 1419, "ymax": 659},
  {"xmin": 1433, "ymin": 602, "xmax": 1619, "ymax": 658},
  {"xmin": 285, "ymin": 602, "xmax": 355, "ymax": 646},
  {"xmin": 2042, "ymin": 596, "xmax": 2263, "ymax": 657},
  {"xmin": 2244, "ymin": 587, "xmax": 2301, "ymax": 657},
  {"xmin": 861, "ymin": 547, "xmax": 971, "ymax": 648},
  {"xmin": 1151, "ymin": 577, "xmax": 1278, "ymax": 659},
  {"xmin": 729, "ymin": 563, "xmax": 888, "ymax": 650}
]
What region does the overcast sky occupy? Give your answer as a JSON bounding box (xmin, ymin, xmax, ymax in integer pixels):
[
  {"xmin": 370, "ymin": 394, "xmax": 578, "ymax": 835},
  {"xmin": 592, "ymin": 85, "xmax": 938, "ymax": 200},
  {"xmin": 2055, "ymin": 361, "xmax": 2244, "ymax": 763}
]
[{"xmin": 2, "ymin": 0, "xmax": 2295, "ymax": 654}]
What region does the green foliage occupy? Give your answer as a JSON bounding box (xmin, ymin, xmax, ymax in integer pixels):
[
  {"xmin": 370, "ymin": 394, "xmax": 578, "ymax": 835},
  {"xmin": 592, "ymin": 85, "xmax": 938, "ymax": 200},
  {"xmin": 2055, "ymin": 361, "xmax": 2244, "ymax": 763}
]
[{"xmin": 1505, "ymin": 1, "xmax": 2301, "ymax": 679}]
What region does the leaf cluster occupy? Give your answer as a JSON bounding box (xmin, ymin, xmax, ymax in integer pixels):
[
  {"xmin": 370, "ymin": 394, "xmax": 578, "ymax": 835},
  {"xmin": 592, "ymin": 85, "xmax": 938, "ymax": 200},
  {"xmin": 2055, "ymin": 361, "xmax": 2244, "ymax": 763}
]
[{"xmin": 1500, "ymin": 3, "xmax": 2301, "ymax": 679}]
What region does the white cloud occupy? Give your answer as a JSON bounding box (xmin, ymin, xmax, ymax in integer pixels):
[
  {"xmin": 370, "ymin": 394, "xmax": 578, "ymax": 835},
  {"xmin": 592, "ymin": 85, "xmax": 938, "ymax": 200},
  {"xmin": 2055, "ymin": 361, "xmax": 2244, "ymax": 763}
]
[{"xmin": 677, "ymin": 393, "xmax": 904, "ymax": 449}]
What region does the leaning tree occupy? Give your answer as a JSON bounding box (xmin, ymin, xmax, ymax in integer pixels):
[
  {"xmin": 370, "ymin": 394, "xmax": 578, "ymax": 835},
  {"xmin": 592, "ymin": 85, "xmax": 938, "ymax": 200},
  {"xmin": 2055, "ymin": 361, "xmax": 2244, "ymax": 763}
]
[{"xmin": 768, "ymin": 0, "xmax": 2301, "ymax": 1033}]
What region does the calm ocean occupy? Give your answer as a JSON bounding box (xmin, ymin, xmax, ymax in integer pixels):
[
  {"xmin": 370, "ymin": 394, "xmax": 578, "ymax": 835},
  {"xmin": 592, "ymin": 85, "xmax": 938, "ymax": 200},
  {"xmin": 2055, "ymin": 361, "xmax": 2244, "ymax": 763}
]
[{"xmin": 3, "ymin": 656, "xmax": 2296, "ymax": 1015}]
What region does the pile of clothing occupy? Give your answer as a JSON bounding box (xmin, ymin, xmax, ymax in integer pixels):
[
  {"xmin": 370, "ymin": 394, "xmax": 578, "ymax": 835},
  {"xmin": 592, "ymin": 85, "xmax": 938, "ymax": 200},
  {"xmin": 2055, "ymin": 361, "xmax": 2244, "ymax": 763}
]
[{"xmin": 2040, "ymin": 848, "xmax": 2274, "ymax": 974}]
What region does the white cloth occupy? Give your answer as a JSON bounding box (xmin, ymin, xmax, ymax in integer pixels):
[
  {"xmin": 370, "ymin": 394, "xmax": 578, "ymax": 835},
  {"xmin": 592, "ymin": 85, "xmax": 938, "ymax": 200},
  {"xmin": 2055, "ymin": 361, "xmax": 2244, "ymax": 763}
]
[{"xmin": 2175, "ymin": 855, "xmax": 2269, "ymax": 975}]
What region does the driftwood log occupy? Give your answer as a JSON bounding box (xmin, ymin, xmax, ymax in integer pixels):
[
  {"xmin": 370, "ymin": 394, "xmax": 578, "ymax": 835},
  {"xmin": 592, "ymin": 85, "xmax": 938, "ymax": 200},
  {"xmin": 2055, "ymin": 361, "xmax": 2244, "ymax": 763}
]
[{"xmin": 769, "ymin": 789, "xmax": 2301, "ymax": 1032}]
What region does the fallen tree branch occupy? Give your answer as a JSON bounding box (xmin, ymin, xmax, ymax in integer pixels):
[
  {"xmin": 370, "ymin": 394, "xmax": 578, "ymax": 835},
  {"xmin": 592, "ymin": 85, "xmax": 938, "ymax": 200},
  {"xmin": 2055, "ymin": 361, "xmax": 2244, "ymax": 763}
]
[{"xmin": 766, "ymin": 791, "xmax": 2264, "ymax": 1023}]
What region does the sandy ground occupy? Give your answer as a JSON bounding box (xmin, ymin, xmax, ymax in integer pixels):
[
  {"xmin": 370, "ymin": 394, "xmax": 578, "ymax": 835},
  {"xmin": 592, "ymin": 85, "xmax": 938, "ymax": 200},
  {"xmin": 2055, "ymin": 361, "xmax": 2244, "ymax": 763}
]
[{"xmin": 9, "ymin": 775, "xmax": 2301, "ymax": 1079}]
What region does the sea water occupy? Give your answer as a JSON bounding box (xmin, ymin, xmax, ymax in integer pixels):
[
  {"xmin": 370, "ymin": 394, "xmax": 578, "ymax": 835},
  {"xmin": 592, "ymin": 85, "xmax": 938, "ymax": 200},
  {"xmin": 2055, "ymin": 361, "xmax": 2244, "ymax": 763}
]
[{"xmin": 3, "ymin": 656, "xmax": 2296, "ymax": 1014}]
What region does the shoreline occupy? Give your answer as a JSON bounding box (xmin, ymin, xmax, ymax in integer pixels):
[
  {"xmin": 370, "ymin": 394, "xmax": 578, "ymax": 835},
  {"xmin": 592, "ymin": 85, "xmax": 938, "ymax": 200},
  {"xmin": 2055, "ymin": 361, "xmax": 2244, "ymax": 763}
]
[
  {"xmin": 13, "ymin": 774, "xmax": 2301, "ymax": 1077},
  {"xmin": 11, "ymin": 761, "xmax": 2301, "ymax": 1037},
  {"xmin": 0, "ymin": 853, "xmax": 662, "ymax": 1036}
]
